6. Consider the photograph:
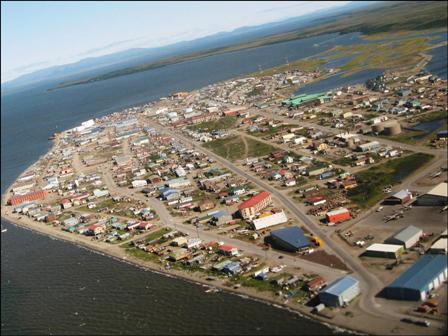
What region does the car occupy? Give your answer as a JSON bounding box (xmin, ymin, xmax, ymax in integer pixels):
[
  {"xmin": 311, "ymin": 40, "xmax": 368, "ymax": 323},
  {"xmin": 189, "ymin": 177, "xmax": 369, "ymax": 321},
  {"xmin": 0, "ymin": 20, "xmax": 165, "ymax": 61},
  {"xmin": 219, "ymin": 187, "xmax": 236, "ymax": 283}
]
[
  {"xmin": 401, "ymin": 318, "xmax": 414, "ymax": 324},
  {"xmin": 415, "ymin": 320, "xmax": 430, "ymax": 327}
]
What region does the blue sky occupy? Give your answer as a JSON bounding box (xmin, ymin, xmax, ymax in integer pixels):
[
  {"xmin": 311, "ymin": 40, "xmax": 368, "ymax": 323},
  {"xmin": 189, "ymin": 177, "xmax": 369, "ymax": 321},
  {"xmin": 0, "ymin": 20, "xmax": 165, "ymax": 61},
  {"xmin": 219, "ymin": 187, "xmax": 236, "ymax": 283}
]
[{"xmin": 1, "ymin": 1, "xmax": 350, "ymax": 82}]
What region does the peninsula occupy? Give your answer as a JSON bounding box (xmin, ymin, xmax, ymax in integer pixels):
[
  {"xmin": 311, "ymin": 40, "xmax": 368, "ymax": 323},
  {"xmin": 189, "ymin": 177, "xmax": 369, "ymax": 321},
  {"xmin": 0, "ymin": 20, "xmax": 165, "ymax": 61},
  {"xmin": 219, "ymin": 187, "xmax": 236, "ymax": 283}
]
[{"xmin": 2, "ymin": 38, "xmax": 447, "ymax": 336}]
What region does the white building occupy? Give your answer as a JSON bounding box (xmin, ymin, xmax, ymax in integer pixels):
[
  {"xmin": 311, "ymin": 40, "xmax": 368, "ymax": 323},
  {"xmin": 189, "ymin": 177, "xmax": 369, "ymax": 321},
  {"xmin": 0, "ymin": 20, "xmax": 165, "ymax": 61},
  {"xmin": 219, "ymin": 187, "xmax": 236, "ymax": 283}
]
[
  {"xmin": 132, "ymin": 180, "xmax": 148, "ymax": 188},
  {"xmin": 252, "ymin": 210, "xmax": 288, "ymax": 230}
]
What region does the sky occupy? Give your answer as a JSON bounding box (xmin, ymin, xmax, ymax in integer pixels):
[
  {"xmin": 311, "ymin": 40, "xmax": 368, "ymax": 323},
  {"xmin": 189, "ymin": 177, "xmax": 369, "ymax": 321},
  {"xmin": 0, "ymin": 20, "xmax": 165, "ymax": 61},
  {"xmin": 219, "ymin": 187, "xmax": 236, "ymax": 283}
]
[{"xmin": 1, "ymin": 1, "xmax": 351, "ymax": 83}]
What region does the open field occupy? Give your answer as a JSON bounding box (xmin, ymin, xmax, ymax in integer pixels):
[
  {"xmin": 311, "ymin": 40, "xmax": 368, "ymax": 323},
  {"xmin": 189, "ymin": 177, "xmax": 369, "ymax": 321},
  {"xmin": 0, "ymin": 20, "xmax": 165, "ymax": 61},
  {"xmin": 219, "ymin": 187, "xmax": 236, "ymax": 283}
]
[
  {"xmin": 203, "ymin": 135, "xmax": 276, "ymax": 162},
  {"xmin": 348, "ymin": 153, "xmax": 434, "ymax": 208}
]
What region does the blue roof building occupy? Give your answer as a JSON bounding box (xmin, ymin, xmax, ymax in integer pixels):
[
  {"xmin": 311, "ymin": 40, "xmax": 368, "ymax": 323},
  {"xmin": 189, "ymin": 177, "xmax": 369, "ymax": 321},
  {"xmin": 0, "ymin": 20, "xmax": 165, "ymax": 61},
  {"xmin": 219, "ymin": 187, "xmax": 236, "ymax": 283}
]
[
  {"xmin": 222, "ymin": 261, "xmax": 242, "ymax": 275},
  {"xmin": 270, "ymin": 226, "xmax": 311, "ymax": 252},
  {"xmin": 385, "ymin": 255, "xmax": 447, "ymax": 301},
  {"xmin": 319, "ymin": 276, "xmax": 360, "ymax": 307}
]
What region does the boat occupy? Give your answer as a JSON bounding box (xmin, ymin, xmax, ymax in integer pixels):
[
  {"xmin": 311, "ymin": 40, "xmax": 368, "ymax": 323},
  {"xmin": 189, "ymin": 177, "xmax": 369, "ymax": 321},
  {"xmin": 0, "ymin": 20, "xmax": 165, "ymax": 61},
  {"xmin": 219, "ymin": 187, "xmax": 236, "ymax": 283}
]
[
  {"xmin": 1, "ymin": 229, "xmax": 7, "ymax": 233},
  {"xmin": 205, "ymin": 288, "xmax": 220, "ymax": 293}
]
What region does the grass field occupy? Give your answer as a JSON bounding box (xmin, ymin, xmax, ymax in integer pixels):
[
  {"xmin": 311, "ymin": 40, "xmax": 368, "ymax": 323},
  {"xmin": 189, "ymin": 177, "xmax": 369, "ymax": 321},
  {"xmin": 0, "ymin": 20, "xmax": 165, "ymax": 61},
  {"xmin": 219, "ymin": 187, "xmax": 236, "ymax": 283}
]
[
  {"xmin": 203, "ymin": 135, "xmax": 276, "ymax": 161},
  {"xmin": 348, "ymin": 153, "xmax": 434, "ymax": 208},
  {"xmin": 187, "ymin": 116, "xmax": 237, "ymax": 131}
]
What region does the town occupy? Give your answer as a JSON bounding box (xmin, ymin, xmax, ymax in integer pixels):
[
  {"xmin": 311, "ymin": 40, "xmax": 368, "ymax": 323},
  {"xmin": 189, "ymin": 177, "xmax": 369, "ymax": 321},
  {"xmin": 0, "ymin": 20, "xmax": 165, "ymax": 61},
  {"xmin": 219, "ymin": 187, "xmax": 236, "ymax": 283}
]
[{"xmin": 2, "ymin": 63, "xmax": 447, "ymax": 334}]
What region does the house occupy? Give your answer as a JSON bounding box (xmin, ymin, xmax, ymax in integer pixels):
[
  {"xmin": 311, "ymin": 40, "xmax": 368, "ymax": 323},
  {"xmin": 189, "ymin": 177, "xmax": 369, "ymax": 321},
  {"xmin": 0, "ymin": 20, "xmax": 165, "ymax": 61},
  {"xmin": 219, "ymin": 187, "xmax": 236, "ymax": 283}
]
[
  {"xmin": 184, "ymin": 238, "xmax": 202, "ymax": 250},
  {"xmin": 210, "ymin": 210, "xmax": 233, "ymax": 226},
  {"xmin": 61, "ymin": 199, "xmax": 72, "ymax": 209},
  {"xmin": 305, "ymin": 277, "xmax": 327, "ymax": 292},
  {"xmin": 238, "ymin": 191, "xmax": 272, "ymax": 219},
  {"xmin": 219, "ymin": 244, "xmax": 239, "ymax": 256},
  {"xmin": 284, "ymin": 178, "xmax": 296, "ymax": 187},
  {"xmin": 132, "ymin": 180, "xmax": 148, "ymax": 188},
  {"xmin": 166, "ymin": 178, "xmax": 191, "ymax": 189},
  {"xmin": 87, "ymin": 224, "xmax": 106, "ymax": 236},
  {"xmin": 168, "ymin": 248, "xmax": 191, "ymax": 261},
  {"xmin": 222, "ymin": 261, "xmax": 242, "ymax": 275},
  {"xmin": 137, "ymin": 222, "xmax": 154, "ymax": 230},
  {"xmin": 199, "ymin": 200, "xmax": 215, "ymax": 212}
]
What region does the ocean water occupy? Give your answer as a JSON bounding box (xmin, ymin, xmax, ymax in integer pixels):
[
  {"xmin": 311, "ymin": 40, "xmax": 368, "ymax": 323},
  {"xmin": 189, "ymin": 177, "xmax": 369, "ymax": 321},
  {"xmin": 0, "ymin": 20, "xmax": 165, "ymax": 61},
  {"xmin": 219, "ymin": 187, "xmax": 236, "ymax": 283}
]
[{"xmin": 2, "ymin": 29, "xmax": 446, "ymax": 335}]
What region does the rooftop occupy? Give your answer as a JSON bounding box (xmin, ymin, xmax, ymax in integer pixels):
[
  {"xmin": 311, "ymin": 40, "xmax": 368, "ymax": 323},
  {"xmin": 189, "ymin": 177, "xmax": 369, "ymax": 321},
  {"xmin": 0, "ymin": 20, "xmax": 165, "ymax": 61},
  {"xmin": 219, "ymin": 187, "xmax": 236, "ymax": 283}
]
[
  {"xmin": 426, "ymin": 182, "xmax": 447, "ymax": 198},
  {"xmin": 320, "ymin": 275, "xmax": 359, "ymax": 296},
  {"xmin": 387, "ymin": 255, "xmax": 447, "ymax": 291},
  {"xmin": 271, "ymin": 226, "xmax": 310, "ymax": 249},
  {"xmin": 238, "ymin": 191, "xmax": 271, "ymax": 210}
]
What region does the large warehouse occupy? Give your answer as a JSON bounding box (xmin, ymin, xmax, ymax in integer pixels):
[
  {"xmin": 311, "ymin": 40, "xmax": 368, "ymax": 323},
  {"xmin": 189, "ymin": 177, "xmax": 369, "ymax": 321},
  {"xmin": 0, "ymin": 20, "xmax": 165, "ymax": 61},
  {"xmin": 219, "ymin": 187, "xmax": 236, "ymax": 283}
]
[
  {"xmin": 319, "ymin": 276, "xmax": 360, "ymax": 307},
  {"xmin": 384, "ymin": 254, "xmax": 447, "ymax": 301},
  {"xmin": 269, "ymin": 226, "xmax": 311, "ymax": 252},
  {"xmin": 385, "ymin": 225, "xmax": 422, "ymax": 249},
  {"xmin": 416, "ymin": 182, "xmax": 448, "ymax": 206},
  {"xmin": 364, "ymin": 243, "xmax": 404, "ymax": 259}
]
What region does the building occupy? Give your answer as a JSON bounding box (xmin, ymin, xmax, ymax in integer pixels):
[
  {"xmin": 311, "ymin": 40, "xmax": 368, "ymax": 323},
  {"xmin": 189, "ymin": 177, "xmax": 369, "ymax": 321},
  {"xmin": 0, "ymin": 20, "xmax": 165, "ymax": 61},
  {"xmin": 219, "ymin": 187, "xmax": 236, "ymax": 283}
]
[
  {"xmin": 199, "ymin": 200, "xmax": 215, "ymax": 212},
  {"xmin": 429, "ymin": 238, "xmax": 447, "ymax": 254},
  {"xmin": 384, "ymin": 255, "xmax": 447, "ymax": 301},
  {"xmin": 319, "ymin": 276, "xmax": 360, "ymax": 307},
  {"xmin": 210, "ymin": 210, "xmax": 233, "ymax": 226},
  {"xmin": 384, "ymin": 189, "xmax": 412, "ymax": 205},
  {"xmin": 416, "ymin": 182, "xmax": 447, "ymax": 206},
  {"xmin": 132, "ymin": 180, "xmax": 148, "ymax": 188},
  {"xmin": 238, "ymin": 191, "xmax": 272, "ymax": 219},
  {"xmin": 252, "ymin": 210, "xmax": 288, "ymax": 230},
  {"xmin": 325, "ymin": 208, "xmax": 351, "ymax": 224},
  {"xmin": 305, "ymin": 277, "xmax": 327, "ymax": 292},
  {"xmin": 357, "ymin": 141, "xmax": 381, "ymax": 152},
  {"xmin": 7, "ymin": 190, "xmax": 48, "ymax": 206},
  {"xmin": 385, "ymin": 225, "xmax": 422, "ymax": 249},
  {"xmin": 166, "ymin": 178, "xmax": 191, "ymax": 189},
  {"xmin": 364, "ymin": 243, "xmax": 404, "ymax": 259},
  {"xmin": 219, "ymin": 244, "xmax": 238, "ymax": 256},
  {"xmin": 270, "ymin": 226, "xmax": 311, "ymax": 252}
]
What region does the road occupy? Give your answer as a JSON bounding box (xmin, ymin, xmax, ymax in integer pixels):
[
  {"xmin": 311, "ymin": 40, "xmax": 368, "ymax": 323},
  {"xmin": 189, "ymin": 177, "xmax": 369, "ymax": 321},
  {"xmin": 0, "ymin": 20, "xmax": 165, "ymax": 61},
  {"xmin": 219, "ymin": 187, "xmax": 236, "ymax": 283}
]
[
  {"xmin": 98, "ymin": 159, "xmax": 346, "ymax": 282},
  {"xmin": 143, "ymin": 119, "xmax": 447, "ymax": 329}
]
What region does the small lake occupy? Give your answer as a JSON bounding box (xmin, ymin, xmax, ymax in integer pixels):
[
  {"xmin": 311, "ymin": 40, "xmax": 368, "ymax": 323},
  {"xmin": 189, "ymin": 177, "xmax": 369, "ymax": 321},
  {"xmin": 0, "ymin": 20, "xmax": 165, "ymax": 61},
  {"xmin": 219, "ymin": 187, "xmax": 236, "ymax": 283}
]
[{"xmin": 411, "ymin": 118, "xmax": 447, "ymax": 140}]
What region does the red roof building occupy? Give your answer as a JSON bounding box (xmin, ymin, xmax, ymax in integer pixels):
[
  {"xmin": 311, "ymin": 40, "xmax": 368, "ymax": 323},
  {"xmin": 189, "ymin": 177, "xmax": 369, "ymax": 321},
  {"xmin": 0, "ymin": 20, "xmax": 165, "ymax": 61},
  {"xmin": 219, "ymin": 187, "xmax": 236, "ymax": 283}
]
[
  {"xmin": 8, "ymin": 190, "xmax": 48, "ymax": 206},
  {"xmin": 219, "ymin": 244, "xmax": 238, "ymax": 256},
  {"xmin": 238, "ymin": 191, "xmax": 272, "ymax": 219}
]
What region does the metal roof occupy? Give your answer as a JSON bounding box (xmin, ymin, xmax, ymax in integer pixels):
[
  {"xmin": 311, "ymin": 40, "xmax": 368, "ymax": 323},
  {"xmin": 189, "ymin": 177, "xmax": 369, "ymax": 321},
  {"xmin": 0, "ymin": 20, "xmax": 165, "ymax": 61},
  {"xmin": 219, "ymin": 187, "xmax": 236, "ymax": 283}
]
[
  {"xmin": 426, "ymin": 182, "xmax": 447, "ymax": 198},
  {"xmin": 390, "ymin": 225, "xmax": 422, "ymax": 243},
  {"xmin": 366, "ymin": 243, "xmax": 403, "ymax": 253},
  {"xmin": 387, "ymin": 255, "xmax": 447, "ymax": 291},
  {"xmin": 271, "ymin": 226, "xmax": 311, "ymax": 249},
  {"xmin": 390, "ymin": 189, "xmax": 411, "ymax": 200},
  {"xmin": 320, "ymin": 276, "xmax": 359, "ymax": 296}
]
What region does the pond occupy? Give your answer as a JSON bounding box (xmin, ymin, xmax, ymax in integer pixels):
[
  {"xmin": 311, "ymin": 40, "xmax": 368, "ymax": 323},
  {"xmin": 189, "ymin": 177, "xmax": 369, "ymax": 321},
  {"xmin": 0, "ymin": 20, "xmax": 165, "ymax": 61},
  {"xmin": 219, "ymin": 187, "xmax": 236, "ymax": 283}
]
[{"xmin": 411, "ymin": 118, "xmax": 447, "ymax": 140}]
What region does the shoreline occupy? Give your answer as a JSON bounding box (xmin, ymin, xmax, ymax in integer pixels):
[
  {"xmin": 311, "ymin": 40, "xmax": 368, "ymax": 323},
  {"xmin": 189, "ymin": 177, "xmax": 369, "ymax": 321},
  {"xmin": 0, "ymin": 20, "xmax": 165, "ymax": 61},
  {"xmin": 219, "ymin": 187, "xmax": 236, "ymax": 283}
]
[{"xmin": 0, "ymin": 212, "xmax": 365, "ymax": 335}]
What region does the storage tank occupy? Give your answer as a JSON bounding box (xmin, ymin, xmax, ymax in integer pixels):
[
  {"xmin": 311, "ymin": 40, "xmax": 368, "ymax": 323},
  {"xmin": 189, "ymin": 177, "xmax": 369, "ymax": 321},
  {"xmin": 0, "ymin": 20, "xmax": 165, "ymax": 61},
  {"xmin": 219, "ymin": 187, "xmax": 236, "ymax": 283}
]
[
  {"xmin": 383, "ymin": 121, "xmax": 402, "ymax": 135},
  {"xmin": 372, "ymin": 123, "xmax": 385, "ymax": 133}
]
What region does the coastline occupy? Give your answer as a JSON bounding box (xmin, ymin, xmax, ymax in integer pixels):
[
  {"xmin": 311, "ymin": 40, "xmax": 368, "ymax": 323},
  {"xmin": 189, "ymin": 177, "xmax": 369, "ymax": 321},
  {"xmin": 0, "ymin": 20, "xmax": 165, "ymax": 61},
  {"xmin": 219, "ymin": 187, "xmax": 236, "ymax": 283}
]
[{"xmin": 0, "ymin": 210, "xmax": 364, "ymax": 335}]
